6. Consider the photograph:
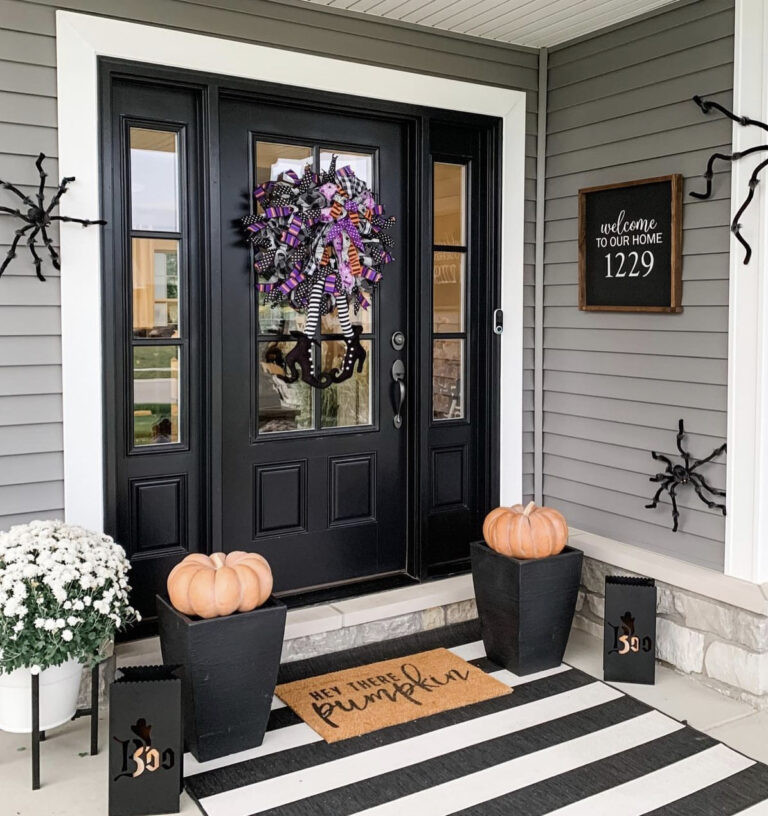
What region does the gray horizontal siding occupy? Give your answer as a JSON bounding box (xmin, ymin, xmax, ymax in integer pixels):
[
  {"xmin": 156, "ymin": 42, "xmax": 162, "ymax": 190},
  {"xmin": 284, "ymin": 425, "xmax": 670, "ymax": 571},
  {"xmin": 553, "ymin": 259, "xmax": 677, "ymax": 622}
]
[
  {"xmin": 0, "ymin": 0, "xmax": 539, "ymax": 530},
  {"xmin": 542, "ymin": 0, "xmax": 734, "ymax": 569}
]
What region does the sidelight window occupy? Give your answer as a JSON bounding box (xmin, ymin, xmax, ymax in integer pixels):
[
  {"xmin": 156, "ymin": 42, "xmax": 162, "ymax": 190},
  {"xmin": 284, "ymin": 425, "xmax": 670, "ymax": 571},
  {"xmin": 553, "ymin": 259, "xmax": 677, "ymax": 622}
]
[
  {"xmin": 432, "ymin": 162, "xmax": 467, "ymax": 421},
  {"xmin": 129, "ymin": 126, "xmax": 185, "ymax": 448}
]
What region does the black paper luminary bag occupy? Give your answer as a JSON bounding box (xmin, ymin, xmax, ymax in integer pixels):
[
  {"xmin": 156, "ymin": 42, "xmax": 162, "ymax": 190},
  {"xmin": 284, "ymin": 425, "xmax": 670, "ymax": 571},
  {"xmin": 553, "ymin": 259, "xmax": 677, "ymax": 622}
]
[
  {"xmin": 603, "ymin": 576, "xmax": 657, "ymax": 685},
  {"xmin": 108, "ymin": 666, "xmax": 183, "ymax": 816}
]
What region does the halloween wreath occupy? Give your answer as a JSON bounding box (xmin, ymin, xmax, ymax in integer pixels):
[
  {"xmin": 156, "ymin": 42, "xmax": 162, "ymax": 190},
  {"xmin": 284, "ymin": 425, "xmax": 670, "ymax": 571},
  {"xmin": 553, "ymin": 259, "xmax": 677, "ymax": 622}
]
[{"xmin": 241, "ymin": 156, "xmax": 395, "ymax": 388}]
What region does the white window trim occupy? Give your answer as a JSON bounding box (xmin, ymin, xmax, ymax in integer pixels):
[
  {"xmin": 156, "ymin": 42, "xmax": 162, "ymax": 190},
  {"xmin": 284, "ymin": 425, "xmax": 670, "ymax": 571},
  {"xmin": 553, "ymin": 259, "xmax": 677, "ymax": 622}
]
[
  {"xmin": 55, "ymin": 11, "xmax": 526, "ymax": 533},
  {"xmin": 725, "ymin": 0, "xmax": 768, "ymax": 581}
]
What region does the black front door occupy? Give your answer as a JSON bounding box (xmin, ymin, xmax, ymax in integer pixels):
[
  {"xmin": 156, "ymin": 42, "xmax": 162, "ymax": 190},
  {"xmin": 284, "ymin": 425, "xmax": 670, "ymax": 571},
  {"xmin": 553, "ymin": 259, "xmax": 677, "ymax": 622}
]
[
  {"xmin": 101, "ymin": 62, "xmax": 501, "ymax": 629},
  {"xmin": 218, "ymin": 98, "xmax": 410, "ymax": 593}
]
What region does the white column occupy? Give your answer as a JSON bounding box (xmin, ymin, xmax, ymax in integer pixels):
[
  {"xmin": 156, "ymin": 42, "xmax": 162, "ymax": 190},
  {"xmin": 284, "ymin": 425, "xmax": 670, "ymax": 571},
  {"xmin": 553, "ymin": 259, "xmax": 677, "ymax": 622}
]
[{"xmin": 725, "ymin": 0, "xmax": 768, "ymax": 581}]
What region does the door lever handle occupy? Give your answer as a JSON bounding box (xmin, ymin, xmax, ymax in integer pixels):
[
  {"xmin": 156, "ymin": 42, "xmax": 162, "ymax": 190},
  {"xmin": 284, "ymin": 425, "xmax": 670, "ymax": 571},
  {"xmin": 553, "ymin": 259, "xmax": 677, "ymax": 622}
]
[{"xmin": 391, "ymin": 360, "xmax": 406, "ymax": 429}]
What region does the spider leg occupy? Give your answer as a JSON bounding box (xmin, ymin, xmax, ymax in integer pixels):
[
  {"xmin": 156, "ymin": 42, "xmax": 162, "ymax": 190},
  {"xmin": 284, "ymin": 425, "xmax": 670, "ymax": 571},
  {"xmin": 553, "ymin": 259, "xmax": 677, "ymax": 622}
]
[
  {"xmin": 731, "ymin": 156, "xmax": 768, "ymax": 264},
  {"xmin": 0, "ymin": 223, "xmax": 34, "ymax": 277},
  {"xmin": 651, "ymin": 451, "xmax": 675, "ymax": 469},
  {"xmin": 669, "ymin": 483, "xmax": 680, "ymax": 533},
  {"xmin": 44, "ymin": 177, "xmax": 75, "ymax": 216},
  {"xmin": 675, "ymin": 419, "xmax": 691, "ymax": 470},
  {"xmin": 40, "ymin": 225, "xmax": 59, "ymax": 270},
  {"xmin": 0, "ymin": 179, "xmax": 36, "ymax": 209},
  {"xmin": 689, "ymin": 473, "xmax": 727, "ymax": 516},
  {"xmin": 690, "ymin": 470, "xmax": 727, "ymax": 498},
  {"xmin": 48, "ymin": 215, "xmax": 107, "ymax": 227},
  {"xmin": 688, "ymin": 145, "xmax": 768, "ymax": 200},
  {"xmin": 0, "ymin": 206, "xmax": 25, "ymax": 218},
  {"xmin": 645, "ymin": 477, "xmax": 673, "ymax": 509},
  {"xmin": 689, "ymin": 442, "xmax": 727, "ymax": 472},
  {"xmin": 694, "ymin": 95, "xmax": 768, "ymax": 134},
  {"xmin": 35, "ymin": 154, "xmax": 47, "ymax": 210},
  {"xmin": 26, "ymin": 228, "xmax": 45, "ymax": 282},
  {"xmin": 689, "ymin": 152, "xmax": 737, "ymax": 200}
]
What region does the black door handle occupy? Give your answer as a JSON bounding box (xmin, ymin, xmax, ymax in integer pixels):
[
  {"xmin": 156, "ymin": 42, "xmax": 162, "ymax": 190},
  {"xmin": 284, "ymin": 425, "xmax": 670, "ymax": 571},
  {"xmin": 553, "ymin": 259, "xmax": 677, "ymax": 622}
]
[{"xmin": 391, "ymin": 360, "xmax": 405, "ymax": 429}]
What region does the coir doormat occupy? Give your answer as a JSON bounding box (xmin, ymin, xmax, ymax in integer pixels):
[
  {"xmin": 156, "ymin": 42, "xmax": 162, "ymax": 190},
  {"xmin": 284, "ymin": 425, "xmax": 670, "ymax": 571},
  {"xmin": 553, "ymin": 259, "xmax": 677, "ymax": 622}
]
[{"xmin": 275, "ymin": 646, "xmax": 512, "ymax": 742}]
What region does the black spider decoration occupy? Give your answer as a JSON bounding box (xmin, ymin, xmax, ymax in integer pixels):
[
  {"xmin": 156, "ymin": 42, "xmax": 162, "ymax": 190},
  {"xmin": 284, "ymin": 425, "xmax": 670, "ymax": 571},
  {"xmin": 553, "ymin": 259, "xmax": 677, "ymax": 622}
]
[
  {"xmin": 0, "ymin": 153, "xmax": 106, "ymax": 282},
  {"xmin": 645, "ymin": 419, "xmax": 726, "ymax": 533},
  {"xmin": 691, "ymin": 94, "xmax": 768, "ymax": 264}
]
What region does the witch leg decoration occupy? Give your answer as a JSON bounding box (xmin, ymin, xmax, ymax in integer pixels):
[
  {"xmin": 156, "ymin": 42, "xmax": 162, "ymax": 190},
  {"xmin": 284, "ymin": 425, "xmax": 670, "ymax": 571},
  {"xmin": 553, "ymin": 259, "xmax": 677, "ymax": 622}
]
[
  {"xmin": 280, "ymin": 277, "xmax": 365, "ymax": 387},
  {"xmin": 331, "ymin": 294, "xmax": 366, "ymax": 384},
  {"xmin": 280, "ymin": 277, "xmax": 333, "ymax": 389}
]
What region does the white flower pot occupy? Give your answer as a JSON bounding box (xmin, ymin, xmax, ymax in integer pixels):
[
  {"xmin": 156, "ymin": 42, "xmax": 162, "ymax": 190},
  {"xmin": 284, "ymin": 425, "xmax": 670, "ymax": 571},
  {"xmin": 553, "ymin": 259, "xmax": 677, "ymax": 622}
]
[{"xmin": 0, "ymin": 659, "xmax": 83, "ymax": 733}]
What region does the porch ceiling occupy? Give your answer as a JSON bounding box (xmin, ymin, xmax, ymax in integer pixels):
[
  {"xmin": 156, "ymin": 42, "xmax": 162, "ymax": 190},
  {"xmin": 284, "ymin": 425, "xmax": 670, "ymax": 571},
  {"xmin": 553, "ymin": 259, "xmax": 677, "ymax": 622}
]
[{"xmin": 294, "ymin": 0, "xmax": 680, "ymax": 47}]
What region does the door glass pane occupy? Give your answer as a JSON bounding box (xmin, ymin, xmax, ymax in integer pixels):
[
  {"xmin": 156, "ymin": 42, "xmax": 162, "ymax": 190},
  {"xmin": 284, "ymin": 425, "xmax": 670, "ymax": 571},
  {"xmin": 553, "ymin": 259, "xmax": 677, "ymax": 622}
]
[
  {"xmin": 258, "ymin": 341, "xmax": 314, "ymax": 433},
  {"xmin": 132, "ymin": 238, "xmax": 180, "ymax": 338},
  {"xmin": 320, "ymin": 150, "xmax": 373, "ymax": 188},
  {"xmin": 254, "ymin": 142, "xmax": 313, "ymax": 186},
  {"xmin": 434, "ymin": 162, "xmax": 466, "ymax": 246},
  {"xmin": 130, "ymin": 128, "xmax": 179, "ymax": 232},
  {"xmin": 433, "ymin": 339, "xmax": 464, "ymax": 420},
  {"xmin": 133, "ymin": 346, "xmax": 180, "ymax": 446},
  {"xmin": 433, "ymin": 251, "xmax": 465, "ymax": 333},
  {"xmin": 258, "ymin": 301, "xmax": 307, "ymax": 336},
  {"xmin": 321, "ymin": 340, "xmax": 372, "ymax": 428},
  {"xmin": 321, "ymin": 296, "xmax": 373, "ymax": 334}
]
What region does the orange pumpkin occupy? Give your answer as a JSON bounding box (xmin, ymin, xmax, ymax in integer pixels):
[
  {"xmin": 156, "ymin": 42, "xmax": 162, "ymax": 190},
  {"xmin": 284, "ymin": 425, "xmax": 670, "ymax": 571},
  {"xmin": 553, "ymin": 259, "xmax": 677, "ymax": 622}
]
[
  {"xmin": 482, "ymin": 501, "xmax": 568, "ymax": 559},
  {"xmin": 167, "ymin": 551, "xmax": 273, "ymax": 618}
]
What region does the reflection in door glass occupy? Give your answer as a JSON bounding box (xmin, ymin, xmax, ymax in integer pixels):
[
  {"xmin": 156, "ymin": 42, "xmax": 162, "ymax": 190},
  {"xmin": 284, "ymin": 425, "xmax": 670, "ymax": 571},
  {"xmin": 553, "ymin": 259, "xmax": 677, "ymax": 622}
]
[
  {"xmin": 257, "ymin": 341, "xmax": 314, "ymax": 433},
  {"xmin": 432, "ymin": 251, "xmax": 465, "ymax": 333},
  {"xmin": 433, "ymin": 339, "xmax": 464, "ymax": 420},
  {"xmin": 132, "ymin": 238, "xmax": 180, "ymax": 338},
  {"xmin": 321, "ymin": 340, "xmax": 372, "ymax": 428},
  {"xmin": 254, "ymin": 142, "xmax": 313, "ymax": 187},
  {"xmin": 133, "ymin": 346, "xmax": 180, "ymax": 446},
  {"xmin": 130, "ymin": 128, "xmax": 180, "ymax": 232},
  {"xmin": 433, "ymin": 163, "xmax": 466, "ymax": 246},
  {"xmin": 258, "ymin": 300, "xmax": 307, "ymax": 336},
  {"xmin": 320, "ymin": 151, "xmax": 373, "ymax": 188}
]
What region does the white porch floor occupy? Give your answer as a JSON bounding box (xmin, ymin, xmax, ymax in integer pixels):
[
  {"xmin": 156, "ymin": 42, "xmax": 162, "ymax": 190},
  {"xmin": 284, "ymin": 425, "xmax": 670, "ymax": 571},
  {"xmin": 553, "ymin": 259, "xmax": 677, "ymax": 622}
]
[{"xmin": 1, "ymin": 627, "xmax": 767, "ymax": 815}]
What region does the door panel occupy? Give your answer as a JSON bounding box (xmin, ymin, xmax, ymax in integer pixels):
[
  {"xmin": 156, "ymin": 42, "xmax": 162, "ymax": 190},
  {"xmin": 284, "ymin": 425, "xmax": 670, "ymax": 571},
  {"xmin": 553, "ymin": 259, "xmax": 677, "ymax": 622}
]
[{"xmin": 218, "ymin": 98, "xmax": 409, "ymax": 594}]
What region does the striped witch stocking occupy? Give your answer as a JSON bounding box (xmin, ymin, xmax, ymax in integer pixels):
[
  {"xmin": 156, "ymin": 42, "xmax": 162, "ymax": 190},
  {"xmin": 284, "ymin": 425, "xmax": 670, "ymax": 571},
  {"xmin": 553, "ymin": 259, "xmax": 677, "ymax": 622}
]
[{"xmin": 304, "ymin": 277, "xmax": 325, "ymax": 339}]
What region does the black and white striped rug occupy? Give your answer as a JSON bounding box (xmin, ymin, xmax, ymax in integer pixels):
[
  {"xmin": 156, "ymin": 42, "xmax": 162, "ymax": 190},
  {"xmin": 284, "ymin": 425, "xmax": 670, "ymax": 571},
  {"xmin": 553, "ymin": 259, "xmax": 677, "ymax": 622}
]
[{"xmin": 184, "ymin": 621, "xmax": 768, "ymax": 815}]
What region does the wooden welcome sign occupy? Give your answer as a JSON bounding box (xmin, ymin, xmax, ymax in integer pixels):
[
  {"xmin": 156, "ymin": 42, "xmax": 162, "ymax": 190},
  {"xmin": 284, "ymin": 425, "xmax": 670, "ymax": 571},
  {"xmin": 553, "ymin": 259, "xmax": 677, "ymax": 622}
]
[{"xmin": 578, "ymin": 175, "xmax": 683, "ymax": 312}]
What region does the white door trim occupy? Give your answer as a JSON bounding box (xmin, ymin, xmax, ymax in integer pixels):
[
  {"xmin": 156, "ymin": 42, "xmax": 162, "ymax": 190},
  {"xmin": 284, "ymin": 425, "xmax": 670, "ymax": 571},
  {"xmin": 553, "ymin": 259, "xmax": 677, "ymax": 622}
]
[
  {"xmin": 725, "ymin": 0, "xmax": 768, "ymax": 581},
  {"xmin": 55, "ymin": 10, "xmax": 527, "ymax": 532}
]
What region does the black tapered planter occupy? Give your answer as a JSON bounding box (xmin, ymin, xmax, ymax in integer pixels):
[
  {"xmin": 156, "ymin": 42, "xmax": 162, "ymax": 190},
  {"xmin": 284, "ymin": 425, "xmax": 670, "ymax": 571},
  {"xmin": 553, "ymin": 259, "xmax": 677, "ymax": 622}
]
[
  {"xmin": 156, "ymin": 594, "xmax": 287, "ymax": 762},
  {"xmin": 471, "ymin": 541, "xmax": 583, "ymax": 675}
]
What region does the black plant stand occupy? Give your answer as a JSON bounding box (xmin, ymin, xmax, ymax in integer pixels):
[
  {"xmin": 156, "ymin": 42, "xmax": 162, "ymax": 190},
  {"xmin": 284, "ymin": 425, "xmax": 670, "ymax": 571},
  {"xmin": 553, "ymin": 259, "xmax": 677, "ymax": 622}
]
[
  {"xmin": 30, "ymin": 660, "xmax": 105, "ymax": 790},
  {"xmin": 471, "ymin": 541, "xmax": 583, "ymax": 675},
  {"xmin": 157, "ymin": 595, "xmax": 287, "ymax": 762}
]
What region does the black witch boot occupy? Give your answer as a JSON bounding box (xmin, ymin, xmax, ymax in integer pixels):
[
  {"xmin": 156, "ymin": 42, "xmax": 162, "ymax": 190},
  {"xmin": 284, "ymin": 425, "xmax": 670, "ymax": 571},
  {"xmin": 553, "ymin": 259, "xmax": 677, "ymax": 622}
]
[
  {"xmin": 280, "ymin": 332, "xmax": 332, "ymax": 389},
  {"xmin": 331, "ymin": 325, "xmax": 366, "ymax": 384}
]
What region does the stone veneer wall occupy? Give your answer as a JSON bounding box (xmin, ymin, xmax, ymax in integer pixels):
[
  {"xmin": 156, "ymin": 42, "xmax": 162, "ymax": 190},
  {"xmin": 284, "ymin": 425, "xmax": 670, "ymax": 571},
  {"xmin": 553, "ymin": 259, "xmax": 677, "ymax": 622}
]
[
  {"xmin": 90, "ymin": 565, "xmax": 768, "ymax": 709},
  {"xmin": 279, "ymin": 600, "xmax": 480, "ymax": 663},
  {"xmin": 82, "ymin": 597, "xmax": 482, "ymax": 707},
  {"xmin": 574, "ymin": 557, "xmax": 768, "ymax": 708}
]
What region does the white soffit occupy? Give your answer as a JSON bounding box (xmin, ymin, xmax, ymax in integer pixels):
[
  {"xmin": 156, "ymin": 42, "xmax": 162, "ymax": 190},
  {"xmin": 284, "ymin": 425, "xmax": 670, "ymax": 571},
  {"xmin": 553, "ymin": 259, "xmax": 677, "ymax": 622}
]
[{"xmin": 298, "ymin": 0, "xmax": 680, "ymax": 48}]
